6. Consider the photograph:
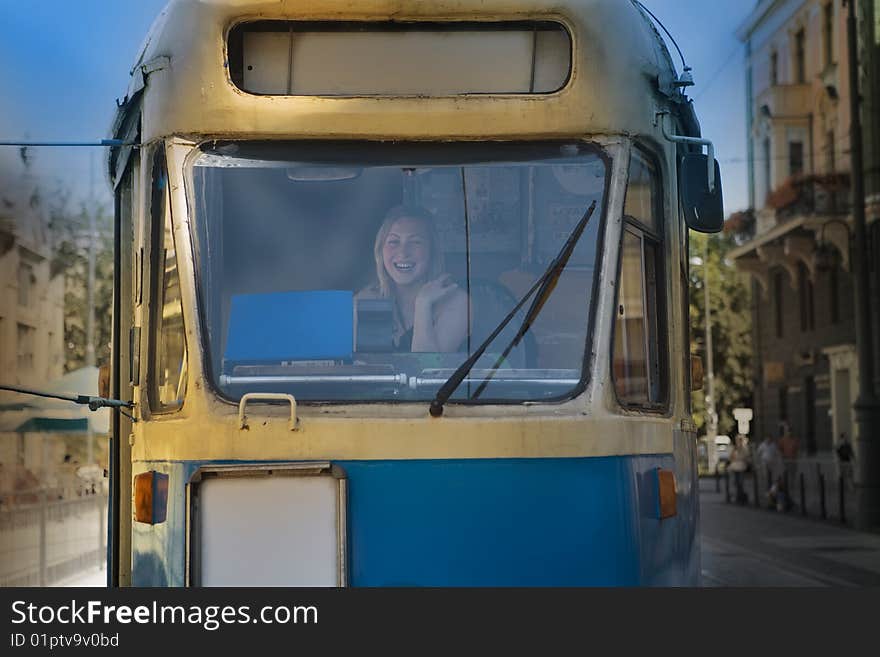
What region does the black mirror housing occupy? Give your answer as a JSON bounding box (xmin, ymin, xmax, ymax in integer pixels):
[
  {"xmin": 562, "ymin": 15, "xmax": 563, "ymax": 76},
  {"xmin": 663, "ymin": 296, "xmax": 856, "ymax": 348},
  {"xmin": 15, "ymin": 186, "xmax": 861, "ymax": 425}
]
[{"xmin": 680, "ymin": 154, "xmax": 724, "ymax": 233}]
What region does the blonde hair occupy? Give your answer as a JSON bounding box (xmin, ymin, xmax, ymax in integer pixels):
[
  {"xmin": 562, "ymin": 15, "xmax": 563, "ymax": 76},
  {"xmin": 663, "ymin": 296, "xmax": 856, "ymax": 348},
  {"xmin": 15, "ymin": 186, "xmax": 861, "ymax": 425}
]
[{"xmin": 373, "ymin": 205, "xmax": 445, "ymax": 298}]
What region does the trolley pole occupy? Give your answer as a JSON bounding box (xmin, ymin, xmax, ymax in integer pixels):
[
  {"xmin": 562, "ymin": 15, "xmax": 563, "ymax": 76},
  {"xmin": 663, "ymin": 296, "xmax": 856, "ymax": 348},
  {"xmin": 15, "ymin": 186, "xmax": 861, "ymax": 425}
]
[{"xmin": 846, "ymin": 0, "xmax": 880, "ymax": 530}]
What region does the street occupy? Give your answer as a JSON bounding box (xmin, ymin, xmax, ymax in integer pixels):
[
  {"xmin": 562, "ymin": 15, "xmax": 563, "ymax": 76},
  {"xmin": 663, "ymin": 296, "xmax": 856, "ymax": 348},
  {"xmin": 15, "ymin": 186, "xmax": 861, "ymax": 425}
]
[{"xmin": 699, "ymin": 476, "xmax": 880, "ymax": 586}]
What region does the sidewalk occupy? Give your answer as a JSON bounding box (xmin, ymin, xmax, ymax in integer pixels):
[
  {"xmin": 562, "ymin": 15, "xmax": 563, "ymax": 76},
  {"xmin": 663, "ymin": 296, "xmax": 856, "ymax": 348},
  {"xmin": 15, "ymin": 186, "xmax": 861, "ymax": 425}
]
[
  {"xmin": 699, "ymin": 476, "xmax": 880, "ymax": 586},
  {"xmin": 57, "ymin": 565, "xmax": 107, "ymax": 587}
]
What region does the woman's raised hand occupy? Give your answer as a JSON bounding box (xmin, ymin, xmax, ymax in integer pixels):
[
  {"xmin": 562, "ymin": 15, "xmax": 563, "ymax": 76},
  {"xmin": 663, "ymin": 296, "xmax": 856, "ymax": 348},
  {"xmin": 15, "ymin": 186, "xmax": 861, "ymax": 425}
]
[{"xmin": 414, "ymin": 274, "xmax": 460, "ymax": 310}]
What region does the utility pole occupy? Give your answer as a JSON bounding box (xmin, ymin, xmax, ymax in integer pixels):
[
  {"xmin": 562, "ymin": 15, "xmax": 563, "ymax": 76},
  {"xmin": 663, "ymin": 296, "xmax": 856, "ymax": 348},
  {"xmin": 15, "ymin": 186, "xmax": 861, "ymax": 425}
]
[
  {"xmin": 704, "ymin": 237, "xmax": 718, "ymax": 443},
  {"xmin": 846, "ymin": 0, "xmax": 880, "ymax": 530}
]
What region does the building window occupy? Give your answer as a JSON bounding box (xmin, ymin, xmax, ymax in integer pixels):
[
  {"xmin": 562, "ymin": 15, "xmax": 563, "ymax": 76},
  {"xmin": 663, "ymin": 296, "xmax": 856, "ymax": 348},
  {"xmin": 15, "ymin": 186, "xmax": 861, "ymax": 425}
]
[
  {"xmin": 798, "ymin": 263, "xmax": 814, "ymax": 331},
  {"xmin": 763, "ymin": 138, "xmax": 772, "ymax": 201},
  {"xmin": 795, "ymin": 29, "xmax": 806, "ymax": 83},
  {"xmin": 778, "ymin": 386, "xmax": 789, "ymax": 424},
  {"xmin": 613, "ymin": 147, "xmax": 666, "ymax": 408},
  {"xmin": 17, "ymin": 262, "xmax": 34, "ymax": 307},
  {"xmin": 824, "ymin": 3, "xmax": 834, "ymax": 67},
  {"xmin": 16, "ymin": 323, "xmax": 35, "ymax": 373},
  {"xmin": 771, "ymin": 50, "xmax": 779, "ymax": 85},
  {"xmin": 774, "ymin": 270, "xmax": 785, "ymax": 338},
  {"xmin": 789, "ymin": 141, "xmax": 805, "ymax": 177}
]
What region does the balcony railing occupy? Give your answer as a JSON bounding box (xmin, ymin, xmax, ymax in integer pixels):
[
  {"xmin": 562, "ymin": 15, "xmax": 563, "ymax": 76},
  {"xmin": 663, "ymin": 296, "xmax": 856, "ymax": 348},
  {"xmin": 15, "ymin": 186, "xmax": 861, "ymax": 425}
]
[{"xmin": 766, "ymin": 173, "xmax": 851, "ymax": 221}]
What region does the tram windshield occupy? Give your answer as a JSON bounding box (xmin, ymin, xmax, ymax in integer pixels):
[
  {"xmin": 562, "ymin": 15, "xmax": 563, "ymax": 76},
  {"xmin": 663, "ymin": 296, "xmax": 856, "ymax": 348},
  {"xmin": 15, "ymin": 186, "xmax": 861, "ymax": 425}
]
[{"xmin": 188, "ymin": 141, "xmax": 608, "ymax": 403}]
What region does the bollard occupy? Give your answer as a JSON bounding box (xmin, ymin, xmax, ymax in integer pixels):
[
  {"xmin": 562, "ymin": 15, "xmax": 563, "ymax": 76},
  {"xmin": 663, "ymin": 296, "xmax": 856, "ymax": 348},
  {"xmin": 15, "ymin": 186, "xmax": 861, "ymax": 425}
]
[
  {"xmin": 724, "ymin": 470, "xmax": 731, "ymax": 503},
  {"xmin": 819, "ymin": 473, "xmax": 827, "ymax": 519},
  {"xmin": 839, "ymin": 475, "xmax": 846, "ymax": 524},
  {"xmin": 753, "ymin": 469, "xmax": 760, "ymax": 508}
]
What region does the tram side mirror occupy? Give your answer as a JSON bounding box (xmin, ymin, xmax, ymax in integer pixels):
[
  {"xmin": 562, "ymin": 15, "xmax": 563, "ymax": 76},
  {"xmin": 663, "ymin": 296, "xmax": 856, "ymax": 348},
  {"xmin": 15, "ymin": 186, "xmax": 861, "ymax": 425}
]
[{"xmin": 680, "ymin": 154, "xmax": 724, "ymax": 233}]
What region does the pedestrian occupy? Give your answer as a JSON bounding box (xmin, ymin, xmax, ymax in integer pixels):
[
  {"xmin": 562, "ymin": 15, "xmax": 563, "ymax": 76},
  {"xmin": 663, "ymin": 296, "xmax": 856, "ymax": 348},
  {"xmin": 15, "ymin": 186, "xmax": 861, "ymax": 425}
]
[
  {"xmin": 779, "ymin": 422, "xmax": 800, "ymax": 461},
  {"xmin": 756, "ymin": 434, "xmax": 781, "ymax": 501},
  {"xmin": 756, "ymin": 434, "xmax": 780, "ymax": 471},
  {"xmin": 776, "ymin": 422, "xmax": 798, "ymax": 512},
  {"xmin": 728, "ymin": 434, "xmax": 751, "ymax": 505},
  {"xmin": 836, "ymin": 433, "xmax": 855, "ymax": 490}
]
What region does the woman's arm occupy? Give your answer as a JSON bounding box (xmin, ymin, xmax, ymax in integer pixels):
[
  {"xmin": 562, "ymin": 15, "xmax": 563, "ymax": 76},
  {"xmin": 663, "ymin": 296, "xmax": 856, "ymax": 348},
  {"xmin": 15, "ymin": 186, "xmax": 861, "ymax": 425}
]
[{"xmin": 412, "ymin": 276, "xmax": 468, "ymax": 352}]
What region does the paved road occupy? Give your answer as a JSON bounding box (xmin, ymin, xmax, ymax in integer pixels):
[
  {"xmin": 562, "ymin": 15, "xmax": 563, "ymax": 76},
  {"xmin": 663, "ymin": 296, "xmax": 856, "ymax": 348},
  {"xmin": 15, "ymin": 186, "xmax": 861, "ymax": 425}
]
[{"xmin": 699, "ymin": 476, "xmax": 880, "ymax": 586}]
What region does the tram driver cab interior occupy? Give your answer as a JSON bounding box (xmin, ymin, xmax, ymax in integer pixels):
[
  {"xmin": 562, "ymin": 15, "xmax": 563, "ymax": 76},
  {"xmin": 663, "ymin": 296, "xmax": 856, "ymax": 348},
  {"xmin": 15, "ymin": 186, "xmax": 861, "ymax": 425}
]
[{"xmin": 196, "ymin": 141, "xmax": 606, "ymax": 403}]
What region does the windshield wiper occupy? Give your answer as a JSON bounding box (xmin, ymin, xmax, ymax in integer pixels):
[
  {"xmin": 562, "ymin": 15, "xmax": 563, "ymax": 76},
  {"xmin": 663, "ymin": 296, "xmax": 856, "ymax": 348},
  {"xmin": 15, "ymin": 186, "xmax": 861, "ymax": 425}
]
[{"xmin": 429, "ymin": 199, "xmax": 597, "ymax": 417}]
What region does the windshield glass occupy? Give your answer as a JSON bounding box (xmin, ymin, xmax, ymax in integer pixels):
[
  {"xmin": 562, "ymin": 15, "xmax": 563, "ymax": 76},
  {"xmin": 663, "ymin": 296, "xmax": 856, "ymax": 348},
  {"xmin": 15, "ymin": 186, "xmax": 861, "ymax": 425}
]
[{"xmin": 189, "ymin": 141, "xmax": 607, "ymax": 403}]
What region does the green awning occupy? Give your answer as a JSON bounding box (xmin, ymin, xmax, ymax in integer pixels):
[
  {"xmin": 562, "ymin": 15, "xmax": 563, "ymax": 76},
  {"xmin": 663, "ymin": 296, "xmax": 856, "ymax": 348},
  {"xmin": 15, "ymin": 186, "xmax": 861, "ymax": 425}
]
[{"xmin": 14, "ymin": 417, "xmax": 89, "ymax": 433}]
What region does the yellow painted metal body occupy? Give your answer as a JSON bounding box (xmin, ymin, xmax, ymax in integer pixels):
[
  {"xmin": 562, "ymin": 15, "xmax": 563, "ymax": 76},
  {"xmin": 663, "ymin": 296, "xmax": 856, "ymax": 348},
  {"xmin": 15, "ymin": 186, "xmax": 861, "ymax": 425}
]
[{"xmin": 130, "ymin": 0, "xmax": 681, "ymax": 143}]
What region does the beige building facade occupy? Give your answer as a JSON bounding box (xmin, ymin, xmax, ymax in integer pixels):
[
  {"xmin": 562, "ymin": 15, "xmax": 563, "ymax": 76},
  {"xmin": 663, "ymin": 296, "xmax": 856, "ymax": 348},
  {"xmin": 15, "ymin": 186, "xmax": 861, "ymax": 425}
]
[
  {"xmin": 732, "ymin": 0, "xmax": 880, "ymax": 456},
  {"xmin": 0, "ymin": 175, "xmax": 65, "ymax": 389},
  {"xmin": 0, "ymin": 163, "xmax": 66, "ymax": 491}
]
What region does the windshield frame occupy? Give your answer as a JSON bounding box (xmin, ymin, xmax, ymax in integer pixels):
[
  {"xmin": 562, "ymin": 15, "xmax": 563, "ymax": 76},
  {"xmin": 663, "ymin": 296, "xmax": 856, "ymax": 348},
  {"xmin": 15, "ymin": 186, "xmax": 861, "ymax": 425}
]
[{"xmin": 183, "ymin": 139, "xmax": 613, "ymax": 408}]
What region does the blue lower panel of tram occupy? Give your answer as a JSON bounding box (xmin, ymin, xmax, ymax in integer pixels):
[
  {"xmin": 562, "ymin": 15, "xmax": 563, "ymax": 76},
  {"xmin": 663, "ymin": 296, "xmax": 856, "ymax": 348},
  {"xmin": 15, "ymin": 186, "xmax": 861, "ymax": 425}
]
[{"xmin": 131, "ymin": 456, "xmax": 698, "ymax": 586}]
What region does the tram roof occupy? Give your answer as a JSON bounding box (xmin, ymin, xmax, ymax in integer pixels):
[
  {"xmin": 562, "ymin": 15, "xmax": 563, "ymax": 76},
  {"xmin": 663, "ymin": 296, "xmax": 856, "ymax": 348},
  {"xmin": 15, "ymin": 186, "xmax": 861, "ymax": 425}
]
[{"xmin": 114, "ymin": 0, "xmax": 694, "ymax": 149}]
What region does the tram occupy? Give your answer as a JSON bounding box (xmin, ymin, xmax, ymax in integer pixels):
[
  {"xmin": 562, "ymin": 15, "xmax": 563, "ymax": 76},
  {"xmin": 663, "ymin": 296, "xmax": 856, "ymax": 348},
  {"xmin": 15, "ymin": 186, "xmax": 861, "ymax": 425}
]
[{"xmin": 105, "ymin": 0, "xmax": 723, "ymax": 586}]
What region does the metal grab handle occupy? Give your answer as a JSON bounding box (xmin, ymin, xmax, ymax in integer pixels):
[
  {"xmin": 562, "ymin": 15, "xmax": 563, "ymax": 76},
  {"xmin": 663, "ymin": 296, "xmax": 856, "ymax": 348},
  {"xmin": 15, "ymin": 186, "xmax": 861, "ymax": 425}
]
[
  {"xmin": 656, "ymin": 111, "xmax": 716, "ymax": 192},
  {"xmin": 238, "ymin": 393, "xmax": 298, "ymax": 431}
]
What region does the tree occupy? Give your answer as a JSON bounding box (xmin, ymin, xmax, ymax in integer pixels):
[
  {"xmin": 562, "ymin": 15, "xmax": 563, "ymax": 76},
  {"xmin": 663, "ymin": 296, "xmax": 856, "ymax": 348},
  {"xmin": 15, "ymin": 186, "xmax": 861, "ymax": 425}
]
[
  {"xmin": 689, "ymin": 231, "xmax": 753, "ymax": 437},
  {"xmin": 47, "ymin": 192, "xmax": 114, "ymax": 373}
]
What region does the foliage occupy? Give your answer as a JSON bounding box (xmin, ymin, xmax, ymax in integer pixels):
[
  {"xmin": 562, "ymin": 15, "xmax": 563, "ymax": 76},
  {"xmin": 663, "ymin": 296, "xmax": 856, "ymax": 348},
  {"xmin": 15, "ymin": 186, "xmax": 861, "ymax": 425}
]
[
  {"xmin": 723, "ymin": 208, "xmax": 756, "ymax": 245},
  {"xmin": 47, "ymin": 191, "xmax": 114, "ymax": 373},
  {"xmin": 689, "ymin": 231, "xmax": 754, "ymax": 437}
]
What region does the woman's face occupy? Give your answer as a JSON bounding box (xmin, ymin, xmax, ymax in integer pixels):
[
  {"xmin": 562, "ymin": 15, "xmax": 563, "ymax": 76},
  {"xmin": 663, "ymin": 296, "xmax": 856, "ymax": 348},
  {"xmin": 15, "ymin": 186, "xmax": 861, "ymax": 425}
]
[{"xmin": 382, "ymin": 217, "xmax": 431, "ymax": 288}]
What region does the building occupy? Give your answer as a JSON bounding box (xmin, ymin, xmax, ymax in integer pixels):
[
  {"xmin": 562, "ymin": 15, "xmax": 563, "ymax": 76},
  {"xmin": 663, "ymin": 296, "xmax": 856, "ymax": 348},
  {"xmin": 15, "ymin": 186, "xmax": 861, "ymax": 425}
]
[
  {"xmin": 0, "ymin": 154, "xmax": 67, "ymax": 491},
  {"xmin": 0, "ymin": 159, "xmax": 65, "ymax": 389},
  {"xmin": 731, "ymin": 0, "xmax": 880, "ymax": 457}
]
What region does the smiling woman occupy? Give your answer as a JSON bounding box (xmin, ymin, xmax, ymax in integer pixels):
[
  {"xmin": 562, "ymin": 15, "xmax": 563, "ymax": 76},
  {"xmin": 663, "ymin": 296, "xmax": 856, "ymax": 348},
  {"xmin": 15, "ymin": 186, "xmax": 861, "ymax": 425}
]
[{"xmin": 357, "ymin": 205, "xmax": 469, "ymax": 353}]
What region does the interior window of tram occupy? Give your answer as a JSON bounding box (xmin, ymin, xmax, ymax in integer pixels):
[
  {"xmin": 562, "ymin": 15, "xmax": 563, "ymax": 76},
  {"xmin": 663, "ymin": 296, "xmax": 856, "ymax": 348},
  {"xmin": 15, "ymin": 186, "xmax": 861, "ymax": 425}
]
[
  {"xmin": 149, "ymin": 153, "xmax": 187, "ymax": 411},
  {"xmin": 190, "ymin": 143, "xmax": 605, "ymax": 402},
  {"xmin": 613, "ymin": 148, "xmax": 666, "ymax": 408}
]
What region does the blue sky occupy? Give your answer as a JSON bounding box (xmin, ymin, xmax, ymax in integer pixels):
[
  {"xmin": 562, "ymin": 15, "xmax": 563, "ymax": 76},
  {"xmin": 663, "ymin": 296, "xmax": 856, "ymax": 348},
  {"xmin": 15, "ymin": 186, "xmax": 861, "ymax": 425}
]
[{"xmin": 0, "ymin": 0, "xmax": 753, "ymax": 213}]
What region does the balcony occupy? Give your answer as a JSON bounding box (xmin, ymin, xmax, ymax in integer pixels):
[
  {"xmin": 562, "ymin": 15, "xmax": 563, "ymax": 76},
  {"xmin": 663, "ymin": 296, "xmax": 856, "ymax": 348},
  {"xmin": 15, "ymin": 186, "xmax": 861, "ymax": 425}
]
[
  {"xmin": 767, "ymin": 173, "xmax": 851, "ymax": 221},
  {"xmin": 755, "ymin": 83, "xmax": 812, "ymax": 118}
]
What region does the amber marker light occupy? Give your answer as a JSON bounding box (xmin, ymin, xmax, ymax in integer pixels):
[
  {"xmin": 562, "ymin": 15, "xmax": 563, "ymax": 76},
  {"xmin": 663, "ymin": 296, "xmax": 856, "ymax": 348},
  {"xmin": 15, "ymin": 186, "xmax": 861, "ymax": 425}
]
[
  {"xmin": 133, "ymin": 471, "xmax": 169, "ymax": 524},
  {"xmin": 657, "ymin": 469, "xmax": 677, "ymax": 519}
]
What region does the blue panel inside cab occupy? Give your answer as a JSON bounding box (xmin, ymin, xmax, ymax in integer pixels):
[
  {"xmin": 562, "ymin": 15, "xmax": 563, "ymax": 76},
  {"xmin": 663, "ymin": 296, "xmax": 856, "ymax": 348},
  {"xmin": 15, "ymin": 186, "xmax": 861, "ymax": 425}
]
[{"xmin": 224, "ymin": 290, "xmax": 353, "ymax": 366}]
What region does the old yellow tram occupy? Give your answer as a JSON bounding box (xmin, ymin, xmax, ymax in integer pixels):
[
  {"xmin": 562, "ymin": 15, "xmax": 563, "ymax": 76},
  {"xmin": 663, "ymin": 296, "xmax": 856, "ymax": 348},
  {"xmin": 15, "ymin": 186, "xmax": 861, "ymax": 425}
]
[{"xmin": 106, "ymin": 0, "xmax": 723, "ymax": 586}]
